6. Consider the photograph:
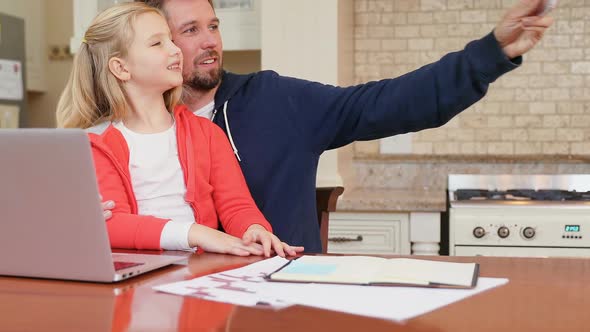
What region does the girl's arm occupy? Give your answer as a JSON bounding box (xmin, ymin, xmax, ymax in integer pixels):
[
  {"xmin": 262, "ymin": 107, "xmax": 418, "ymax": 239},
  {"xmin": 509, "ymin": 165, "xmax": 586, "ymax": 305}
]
[
  {"xmin": 92, "ymin": 145, "xmax": 170, "ymax": 250},
  {"xmin": 93, "ymin": 142, "xmax": 268, "ymax": 255},
  {"xmin": 187, "ymin": 223, "xmax": 264, "ymax": 256}
]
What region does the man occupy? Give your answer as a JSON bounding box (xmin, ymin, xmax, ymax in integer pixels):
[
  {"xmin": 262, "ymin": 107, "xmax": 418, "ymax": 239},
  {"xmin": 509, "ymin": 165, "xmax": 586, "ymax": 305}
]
[{"xmin": 105, "ymin": 0, "xmax": 552, "ymax": 252}]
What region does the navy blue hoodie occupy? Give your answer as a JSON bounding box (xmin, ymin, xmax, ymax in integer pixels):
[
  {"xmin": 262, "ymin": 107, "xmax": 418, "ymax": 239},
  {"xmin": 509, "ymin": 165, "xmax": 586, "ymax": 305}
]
[{"xmin": 211, "ymin": 32, "xmax": 520, "ymax": 253}]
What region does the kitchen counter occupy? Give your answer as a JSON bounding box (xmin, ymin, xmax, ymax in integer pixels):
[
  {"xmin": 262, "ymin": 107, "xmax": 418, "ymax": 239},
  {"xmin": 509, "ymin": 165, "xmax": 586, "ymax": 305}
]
[
  {"xmin": 337, "ymin": 188, "xmax": 446, "ymax": 212},
  {"xmin": 346, "ymin": 154, "xmax": 590, "ymax": 211}
]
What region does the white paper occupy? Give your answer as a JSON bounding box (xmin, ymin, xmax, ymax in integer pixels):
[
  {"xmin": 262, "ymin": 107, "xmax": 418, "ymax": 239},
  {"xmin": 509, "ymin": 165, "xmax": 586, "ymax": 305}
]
[
  {"xmin": 0, "ymin": 59, "xmax": 24, "ymax": 101},
  {"xmin": 153, "ymin": 256, "xmax": 509, "ymax": 322}
]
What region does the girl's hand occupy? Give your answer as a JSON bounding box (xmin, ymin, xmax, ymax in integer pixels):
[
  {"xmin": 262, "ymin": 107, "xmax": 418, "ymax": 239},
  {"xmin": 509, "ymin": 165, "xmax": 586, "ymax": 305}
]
[
  {"xmin": 242, "ymin": 224, "xmax": 305, "ymax": 258},
  {"xmin": 100, "ymin": 194, "xmax": 114, "ymax": 220},
  {"xmin": 188, "ymin": 224, "xmax": 265, "ymax": 256}
]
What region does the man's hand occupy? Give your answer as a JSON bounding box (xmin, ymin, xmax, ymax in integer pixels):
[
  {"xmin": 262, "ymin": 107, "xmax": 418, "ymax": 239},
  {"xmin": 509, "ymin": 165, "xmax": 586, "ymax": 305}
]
[
  {"xmin": 494, "ymin": 0, "xmax": 555, "ymax": 59},
  {"xmin": 242, "ymin": 224, "xmax": 305, "ymax": 258},
  {"xmin": 100, "ymin": 195, "xmax": 114, "ymax": 220}
]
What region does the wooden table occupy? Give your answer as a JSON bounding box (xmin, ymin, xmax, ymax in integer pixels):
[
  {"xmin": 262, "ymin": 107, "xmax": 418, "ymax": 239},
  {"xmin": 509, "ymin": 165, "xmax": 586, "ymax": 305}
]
[{"xmin": 1, "ymin": 253, "xmax": 589, "ymax": 331}]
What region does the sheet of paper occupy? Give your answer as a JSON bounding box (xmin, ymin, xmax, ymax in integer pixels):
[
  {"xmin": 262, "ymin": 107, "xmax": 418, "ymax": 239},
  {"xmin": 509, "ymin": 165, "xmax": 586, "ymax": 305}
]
[
  {"xmin": 0, "ymin": 59, "xmax": 24, "ymax": 101},
  {"xmin": 153, "ymin": 256, "xmax": 508, "ymax": 322}
]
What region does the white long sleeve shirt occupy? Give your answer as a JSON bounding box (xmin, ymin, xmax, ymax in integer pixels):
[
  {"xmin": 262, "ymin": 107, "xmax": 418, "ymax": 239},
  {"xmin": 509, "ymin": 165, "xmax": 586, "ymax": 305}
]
[{"xmin": 114, "ymin": 121, "xmax": 194, "ymax": 250}]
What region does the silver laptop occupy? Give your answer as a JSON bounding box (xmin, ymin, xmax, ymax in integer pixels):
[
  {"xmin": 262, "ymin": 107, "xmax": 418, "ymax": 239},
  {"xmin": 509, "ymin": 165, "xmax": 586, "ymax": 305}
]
[{"xmin": 0, "ymin": 129, "xmax": 185, "ymax": 282}]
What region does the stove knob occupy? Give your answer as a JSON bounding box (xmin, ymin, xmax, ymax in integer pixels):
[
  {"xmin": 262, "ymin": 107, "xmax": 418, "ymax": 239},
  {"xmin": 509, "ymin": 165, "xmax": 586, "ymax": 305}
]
[
  {"xmin": 522, "ymin": 227, "xmax": 535, "ymax": 239},
  {"xmin": 473, "ymin": 227, "xmax": 486, "ymax": 238},
  {"xmin": 498, "ymin": 226, "xmax": 510, "ymax": 238}
]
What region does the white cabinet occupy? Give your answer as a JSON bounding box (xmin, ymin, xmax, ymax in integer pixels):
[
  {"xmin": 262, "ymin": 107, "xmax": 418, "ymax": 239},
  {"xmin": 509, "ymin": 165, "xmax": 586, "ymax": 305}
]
[
  {"xmin": 70, "ymin": 0, "xmax": 260, "ymax": 52},
  {"xmin": 216, "ymin": 0, "xmax": 260, "ymax": 51},
  {"xmin": 0, "ymin": 0, "xmax": 47, "ymax": 92},
  {"xmin": 328, "ymin": 211, "xmax": 441, "ymax": 256},
  {"xmin": 327, "ymin": 213, "xmax": 411, "ymax": 255}
]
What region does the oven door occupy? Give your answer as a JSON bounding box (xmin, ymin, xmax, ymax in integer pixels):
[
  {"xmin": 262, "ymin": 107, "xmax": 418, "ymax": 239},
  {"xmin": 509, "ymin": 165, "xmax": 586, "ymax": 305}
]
[{"xmin": 454, "ymin": 246, "xmax": 590, "ymax": 258}]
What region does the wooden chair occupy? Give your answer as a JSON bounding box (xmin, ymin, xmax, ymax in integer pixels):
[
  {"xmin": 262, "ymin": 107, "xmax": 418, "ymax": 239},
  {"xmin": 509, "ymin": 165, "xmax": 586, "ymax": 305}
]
[{"xmin": 316, "ymin": 186, "xmax": 344, "ymax": 253}]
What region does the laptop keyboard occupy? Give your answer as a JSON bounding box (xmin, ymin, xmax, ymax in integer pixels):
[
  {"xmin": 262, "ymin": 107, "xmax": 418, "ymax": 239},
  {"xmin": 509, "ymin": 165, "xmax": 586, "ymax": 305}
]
[{"xmin": 114, "ymin": 261, "xmax": 145, "ymax": 271}]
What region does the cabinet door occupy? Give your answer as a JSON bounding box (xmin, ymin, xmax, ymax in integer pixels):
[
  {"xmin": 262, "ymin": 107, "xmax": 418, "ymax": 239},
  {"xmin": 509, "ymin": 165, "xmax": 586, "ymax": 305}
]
[
  {"xmin": 216, "ymin": 0, "xmax": 260, "ymax": 50},
  {"xmin": 0, "ymin": 105, "xmax": 19, "ymax": 128},
  {"xmin": 327, "ymin": 212, "xmax": 410, "ymax": 255},
  {"xmin": 0, "ymin": 0, "xmax": 46, "ymax": 92}
]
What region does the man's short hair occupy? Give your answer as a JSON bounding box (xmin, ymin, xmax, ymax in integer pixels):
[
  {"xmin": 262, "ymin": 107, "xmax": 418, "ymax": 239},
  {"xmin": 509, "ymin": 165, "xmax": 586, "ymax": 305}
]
[{"xmin": 136, "ymin": 0, "xmax": 214, "ymax": 12}]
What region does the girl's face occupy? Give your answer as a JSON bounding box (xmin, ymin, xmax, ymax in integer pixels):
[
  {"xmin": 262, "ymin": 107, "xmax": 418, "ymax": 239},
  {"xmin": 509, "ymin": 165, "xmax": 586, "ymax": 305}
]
[{"xmin": 122, "ymin": 12, "xmax": 183, "ymax": 93}]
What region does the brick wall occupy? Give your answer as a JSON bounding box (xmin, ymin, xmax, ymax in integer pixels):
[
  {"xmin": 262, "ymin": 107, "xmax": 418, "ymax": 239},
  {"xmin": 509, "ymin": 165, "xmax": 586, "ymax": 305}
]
[{"xmin": 353, "ymin": 0, "xmax": 590, "ymax": 156}]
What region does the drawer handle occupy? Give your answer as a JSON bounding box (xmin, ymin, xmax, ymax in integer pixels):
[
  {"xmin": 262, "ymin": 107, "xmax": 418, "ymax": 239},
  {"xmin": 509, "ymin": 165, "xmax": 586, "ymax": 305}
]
[{"xmin": 328, "ymin": 235, "xmax": 363, "ymax": 243}]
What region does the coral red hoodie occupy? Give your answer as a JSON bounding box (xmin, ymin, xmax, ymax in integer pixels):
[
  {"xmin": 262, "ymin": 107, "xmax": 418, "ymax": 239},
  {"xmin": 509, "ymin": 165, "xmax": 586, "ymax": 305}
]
[{"xmin": 88, "ymin": 105, "xmax": 272, "ymax": 250}]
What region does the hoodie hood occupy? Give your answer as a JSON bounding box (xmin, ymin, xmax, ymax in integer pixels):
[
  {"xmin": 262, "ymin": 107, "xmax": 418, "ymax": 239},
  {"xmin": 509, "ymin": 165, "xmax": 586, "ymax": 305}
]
[
  {"xmin": 212, "ymin": 71, "xmax": 259, "ymax": 162},
  {"xmin": 213, "ymin": 71, "xmax": 257, "ymax": 110}
]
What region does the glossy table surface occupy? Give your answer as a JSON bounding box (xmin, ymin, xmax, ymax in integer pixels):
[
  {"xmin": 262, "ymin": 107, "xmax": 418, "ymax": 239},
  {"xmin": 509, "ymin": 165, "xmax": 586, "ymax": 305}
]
[{"xmin": 1, "ymin": 252, "xmax": 589, "ymax": 332}]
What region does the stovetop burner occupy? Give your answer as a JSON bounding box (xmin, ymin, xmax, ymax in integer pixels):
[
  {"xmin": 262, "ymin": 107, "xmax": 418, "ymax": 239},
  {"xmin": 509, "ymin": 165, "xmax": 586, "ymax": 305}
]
[{"xmin": 455, "ymin": 189, "xmax": 590, "ymax": 201}]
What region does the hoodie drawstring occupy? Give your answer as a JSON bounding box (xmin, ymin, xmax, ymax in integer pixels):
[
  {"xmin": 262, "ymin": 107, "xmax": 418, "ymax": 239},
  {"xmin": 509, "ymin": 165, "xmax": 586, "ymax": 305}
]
[{"xmin": 222, "ymin": 101, "xmax": 242, "ymax": 162}]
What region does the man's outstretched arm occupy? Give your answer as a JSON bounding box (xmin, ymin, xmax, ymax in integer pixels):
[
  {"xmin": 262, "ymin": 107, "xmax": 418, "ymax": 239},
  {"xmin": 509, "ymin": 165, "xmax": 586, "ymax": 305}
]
[{"xmin": 281, "ymin": 0, "xmax": 556, "ymax": 152}]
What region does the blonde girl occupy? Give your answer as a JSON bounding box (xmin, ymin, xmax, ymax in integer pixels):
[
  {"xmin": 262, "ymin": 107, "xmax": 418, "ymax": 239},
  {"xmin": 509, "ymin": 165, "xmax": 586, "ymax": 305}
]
[{"xmin": 57, "ymin": 2, "xmax": 303, "ymax": 257}]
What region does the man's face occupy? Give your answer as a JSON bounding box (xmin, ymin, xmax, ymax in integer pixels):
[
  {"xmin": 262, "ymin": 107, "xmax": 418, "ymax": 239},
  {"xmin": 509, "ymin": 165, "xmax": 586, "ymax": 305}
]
[{"xmin": 165, "ymin": 0, "xmax": 223, "ymax": 91}]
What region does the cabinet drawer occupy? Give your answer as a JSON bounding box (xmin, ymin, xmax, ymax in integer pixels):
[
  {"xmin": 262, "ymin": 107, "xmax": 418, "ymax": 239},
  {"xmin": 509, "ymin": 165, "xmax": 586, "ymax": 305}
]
[{"xmin": 327, "ymin": 213, "xmax": 410, "ymax": 255}]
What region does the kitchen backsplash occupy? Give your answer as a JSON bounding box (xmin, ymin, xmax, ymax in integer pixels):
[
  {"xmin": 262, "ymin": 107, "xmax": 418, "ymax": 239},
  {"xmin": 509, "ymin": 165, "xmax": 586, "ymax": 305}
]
[
  {"xmin": 352, "ymin": 0, "xmax": 590, "ymax": 157},
  {"xmin": 353, "ymin": 155, "xmax": 590, "ymax": 190}
]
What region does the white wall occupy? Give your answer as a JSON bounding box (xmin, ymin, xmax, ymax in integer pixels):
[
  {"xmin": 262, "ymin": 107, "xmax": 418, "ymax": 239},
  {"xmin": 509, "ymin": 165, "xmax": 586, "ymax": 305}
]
[
  {"xmin": 28, "ymin": 0, "xmax": 73, "ymax": 128},
  {"xmin": 260, "ymin": 0, "xmax": 354, "ymax": 187}
]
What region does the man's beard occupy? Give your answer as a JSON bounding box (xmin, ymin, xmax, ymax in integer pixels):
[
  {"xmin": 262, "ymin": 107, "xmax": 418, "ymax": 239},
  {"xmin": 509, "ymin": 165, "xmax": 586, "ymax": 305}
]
[{"xmin": 184, "ymin": 52, "xmax": 223, "ymax": 91}]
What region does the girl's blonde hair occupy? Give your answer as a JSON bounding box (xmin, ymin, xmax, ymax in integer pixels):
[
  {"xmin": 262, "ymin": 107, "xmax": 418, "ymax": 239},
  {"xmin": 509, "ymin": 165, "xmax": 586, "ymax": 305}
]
[{"xmin": 56, "ymin": 2, "xmax": 182, "ymax": 128}]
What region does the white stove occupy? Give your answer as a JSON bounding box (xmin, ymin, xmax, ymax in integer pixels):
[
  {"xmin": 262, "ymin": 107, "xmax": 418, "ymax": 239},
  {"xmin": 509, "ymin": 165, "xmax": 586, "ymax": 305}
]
[{"xmin": 448, "ymin": 174, "xmax": 590, "ymax": 257}]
